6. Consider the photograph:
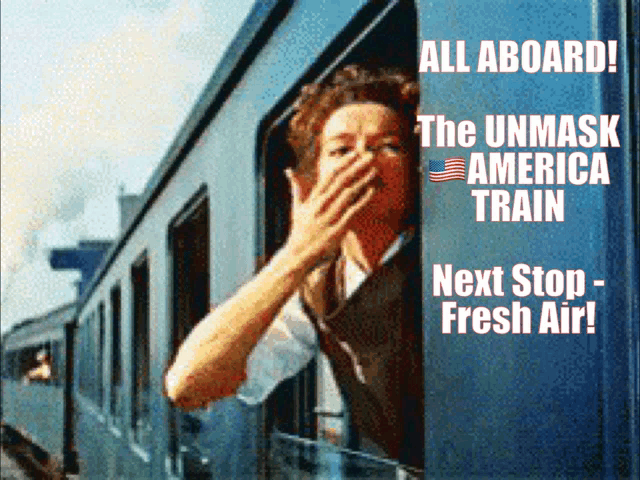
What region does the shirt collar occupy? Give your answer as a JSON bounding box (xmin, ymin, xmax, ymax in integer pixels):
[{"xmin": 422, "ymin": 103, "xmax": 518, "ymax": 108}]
[{"xmin": 343, "ymin": 229, "xmax": 415, "ymax": 297}]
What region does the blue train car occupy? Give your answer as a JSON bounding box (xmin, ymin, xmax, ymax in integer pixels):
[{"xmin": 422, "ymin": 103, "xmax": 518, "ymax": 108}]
[
  {"xmin": 36, "ymin": 0, "xmax": 638, "ymax": 478},
  {"xmin": 1, "ymin": 302, "xmax": 77, "ymax": 476}
]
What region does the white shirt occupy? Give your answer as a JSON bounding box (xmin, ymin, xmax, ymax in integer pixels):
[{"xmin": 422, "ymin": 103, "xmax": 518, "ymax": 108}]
[{"xmin": 236, "ymin": 232, "xmax": 412, "ymax": 405}]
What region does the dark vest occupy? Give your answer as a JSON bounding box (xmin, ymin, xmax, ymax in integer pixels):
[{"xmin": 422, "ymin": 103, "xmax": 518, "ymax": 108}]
[{"xmin": 301, "ymin": 237, "xmax": 424, "ymax": 470}]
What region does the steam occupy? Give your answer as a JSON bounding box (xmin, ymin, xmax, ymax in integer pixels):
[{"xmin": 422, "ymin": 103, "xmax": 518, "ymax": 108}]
[{"xmin": 1, "ymin": 0, "xmax": 254, "ymax": 328}]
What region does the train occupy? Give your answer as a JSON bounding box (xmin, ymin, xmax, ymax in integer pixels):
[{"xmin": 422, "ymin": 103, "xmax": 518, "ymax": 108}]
[
  {"xmin": 1, "ymin": 0, "xmax": 638, "ymax": 478},
  {"xmin": 1, "ymin": 303, "xmax": 77, "ymax": 477}
]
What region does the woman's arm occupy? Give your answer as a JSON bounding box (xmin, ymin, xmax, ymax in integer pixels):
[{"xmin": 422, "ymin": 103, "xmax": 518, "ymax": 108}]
[
  {"xmin": 164, "ymin": 151, "xmax": 377, "ymax": 409},
  {"xmin": 165, "ymin": 247, "xmax": 310, "ymax": 409}
]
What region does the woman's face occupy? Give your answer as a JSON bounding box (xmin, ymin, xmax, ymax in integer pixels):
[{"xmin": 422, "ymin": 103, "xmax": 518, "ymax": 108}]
[{"xmin": 316, "ymin": 102, "xmax": 415, "ymax": 231}]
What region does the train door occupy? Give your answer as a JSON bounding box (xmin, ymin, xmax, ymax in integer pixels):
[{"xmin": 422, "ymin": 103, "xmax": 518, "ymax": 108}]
[
  {"xmin": 166, "ymin": 190, "xmax": 211, "ymax": 478},
  {"xmin": 257, "ymin": 1, "xmax": 419, "ymax": 477}
]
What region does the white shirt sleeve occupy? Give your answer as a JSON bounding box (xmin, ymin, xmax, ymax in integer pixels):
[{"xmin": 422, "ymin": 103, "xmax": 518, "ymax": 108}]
[
  {"xmin": 236, "ymin": 291, "xmax": 318, "ymax": 405},
  {"xmin": 236, "ymin": 231, "xmax": 411, "ymax": 406}
]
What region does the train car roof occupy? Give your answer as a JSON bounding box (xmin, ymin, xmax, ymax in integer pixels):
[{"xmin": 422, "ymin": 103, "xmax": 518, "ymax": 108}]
[
  {"xmin": 2, "ymin": 302, "xmax": 76, "ymax": 350},
  {"xmin": 75, "ymin": 0, "xmax": 286, "ymax": 310}
]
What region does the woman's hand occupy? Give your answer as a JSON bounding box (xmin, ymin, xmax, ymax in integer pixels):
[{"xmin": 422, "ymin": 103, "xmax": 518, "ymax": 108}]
[
  {"xmin": 283, "ymin": 151, "xmax": 377, "ymax": 271},
  {"xmin": 165, "ymin": 152, "xmax": 377, "ymax": 410}
]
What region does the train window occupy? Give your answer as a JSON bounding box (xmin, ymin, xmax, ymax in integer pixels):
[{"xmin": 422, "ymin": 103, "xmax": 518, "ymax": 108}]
[
  {"xmin": 97, "ymin": 302, "xmax": 106, "ymax": 409},
  {"xmin": 51, "ymin": 340, "xmax": 63, "ymax": 387},
  {"xmin": 13, "ymin": 351, "xmax": 21, "ymax": 380},
  {"xmin": 168, "ymin": 191, "xmax": 209, "ymax": 362},
  {"xmin": 9, "ymin": 350, "xmax": 20, "ymax": 380},
  {"xmin": 84, "ymin": 316, "xmax": 93, "ymax": 397},
  {"xmin": 79, "ymin": 313, "xmax": 98, "ymax": 402},
  {"xmin": 3, "ymin": 350, "xmax": 15, "ymax": 380},
  {"xmin": 19, "ymin": 343, "xmax": 53, "ymax": 384},
  {"xmin": 110, "ymin": 284, "xmax": 123, "ymax": 427},
  {"xmin": 131, "ymin": 255, "xmax": 151, "ymax": 449},
  {"xmin": 167, "ymin": 190, "xmax": 210, "ymax": 477},
  {"xmin": 17, "ymin": 347, "xmax": 32, "ymax": 382},
  {"xmin": 1, "ymin": 350, "xmax": 11, "ymax": 379},
  {"xmin": 15, "ymin": 350, "xmax": 24, "ymax": 380},
  {"xmin": 89, "ymin": 312, "xmax": 100, "ymax": 404},
  {"xmin": 78, "ymin": 317, "xmax": 88, "ymax": 396},
  {"xmin": 257, "ymin": 1, "xmax": 419, "ymax": 477}
]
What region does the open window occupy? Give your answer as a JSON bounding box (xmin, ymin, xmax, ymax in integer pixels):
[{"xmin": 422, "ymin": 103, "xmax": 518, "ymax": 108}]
[
  {"xmin": 50, "ymin": 338, "xmax": 63, "ymax": 387},
  {"xmin": 257, "ymin": 1, "xmax": 419, "ymax": 477},
  {"xmin": 110, "ymin": 284, "xmax": 123, "ymax": 428},
  {"xmin": 78, "ymin": 312, "xmax": 97, "ymax": 402},
  {"xmin": 97, "ymin": 301, "xmax": 105, "ymax": 409},
  {"xmin": 166, "ymin": 189, "xmax": 211, "ymax": 478},
  {"xmin": 131, "ymin": 255, "xmax": 151, "ymax": 448},
  {"xmin": 15, "ymin": 341, "xmax": 55, "ymax": 385}
]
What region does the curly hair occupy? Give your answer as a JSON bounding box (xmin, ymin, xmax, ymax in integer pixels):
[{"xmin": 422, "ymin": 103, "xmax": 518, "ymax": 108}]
[{"xmin": 287, "ymin": 64, "xmax": 420, "ymax": 178}]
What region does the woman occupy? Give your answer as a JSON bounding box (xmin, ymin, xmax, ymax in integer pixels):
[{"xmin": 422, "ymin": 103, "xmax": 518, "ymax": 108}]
[{"xmin": 165, "ymin": 64, "xmax": 423, "ymax": 470}]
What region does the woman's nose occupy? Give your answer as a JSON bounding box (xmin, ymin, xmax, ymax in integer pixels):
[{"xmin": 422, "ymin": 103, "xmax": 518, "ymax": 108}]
[{"xmin": 355, "ymin": 142, "xmax": 375, "ymax": 159}]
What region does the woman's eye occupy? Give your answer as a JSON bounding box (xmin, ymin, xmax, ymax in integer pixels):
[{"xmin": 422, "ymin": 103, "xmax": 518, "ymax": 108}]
[
  {"xmin": 373, "ymin": 142, "xmax": 403, "ymax": 154},
  {"xmin": 329, "ymin": 146, "xmax": 350, "ymax": 157},
  {"xmin": 382, "ymin": 143, "xmax": 401, "ymax": 152}
]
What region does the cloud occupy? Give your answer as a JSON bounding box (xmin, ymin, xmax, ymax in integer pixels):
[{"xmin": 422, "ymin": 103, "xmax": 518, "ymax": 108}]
[{"xmin": 1, "ymin": 0, "xmax": 253, "ymax": 328}]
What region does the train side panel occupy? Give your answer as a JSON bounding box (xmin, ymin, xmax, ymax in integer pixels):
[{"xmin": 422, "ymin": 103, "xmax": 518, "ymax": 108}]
[
  {"xmin": 74, "ymin": 239, "xmax": 151, "ymax": 478},
  {"xmin": 1, "ymin": 305, "xmax": 75, "ymax": 474},
  {"xmin": 419, "ymin": 0, "xmax": 637, "ymax": 477},
  {"xmin": 2, "ymin": 382, "xmax": 65, "ymax": 458},
  {"xmin": 68, "ymin": 0, "xmax": 638, "ymax": 478},
  {"xmin": 70, "ymin": 1, "xmax": 399, "ymax": 478}
]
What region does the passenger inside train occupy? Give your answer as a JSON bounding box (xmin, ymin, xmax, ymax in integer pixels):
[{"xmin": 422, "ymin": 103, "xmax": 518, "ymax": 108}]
[
  {"xmin": 24, "ymin": 349, "xmax": 53, "ymax": 384},
  {"xmin": 165, "ymin": 64, "xmax": 423, "ymax": 470}
]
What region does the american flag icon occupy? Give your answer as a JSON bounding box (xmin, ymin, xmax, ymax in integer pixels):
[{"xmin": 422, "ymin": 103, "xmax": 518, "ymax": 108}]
[{"xmin": 428, "ymin": 157, "xmax": 465, "ymax": 182}]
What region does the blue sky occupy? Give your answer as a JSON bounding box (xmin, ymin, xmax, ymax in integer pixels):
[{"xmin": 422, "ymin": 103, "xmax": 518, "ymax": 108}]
[{"xmin": 1, "ymin": 0, "xmax": 255, "ymax": 332}]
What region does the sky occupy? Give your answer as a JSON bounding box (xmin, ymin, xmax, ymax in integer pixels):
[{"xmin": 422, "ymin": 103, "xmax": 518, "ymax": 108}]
[{"xmin": 1, "ymin": 0, "xmax": 256, "ymax": 333}]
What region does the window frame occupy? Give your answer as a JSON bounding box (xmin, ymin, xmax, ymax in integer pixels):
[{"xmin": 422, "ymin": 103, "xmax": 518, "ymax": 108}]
[
  {"xmin": 254, "ymin": 0, "xmax": 420, "ymax": 476},
  {"xmin": 130, "ymin": 252, "xmax": 151, "ymax": 450},
  {"xmin": 165, "ymin": 187, "xmax": 211, "ymax": 478},
  {"xmin": 97, "ymin": 301, "xmax": 106, "ymax": 409},
  {"xmin": 109, "ymin": 283, "xmax": 123, "ymax": 428}
]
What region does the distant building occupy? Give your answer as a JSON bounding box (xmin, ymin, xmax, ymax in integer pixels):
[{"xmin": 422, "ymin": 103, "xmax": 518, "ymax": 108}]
[
  {"xmin": 48, "ymin": 189, "xmax": 141, "ymax": 297},
  {"xmin": 49, "ymin": 240, "xmax": 113, "ymax": 297}
]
